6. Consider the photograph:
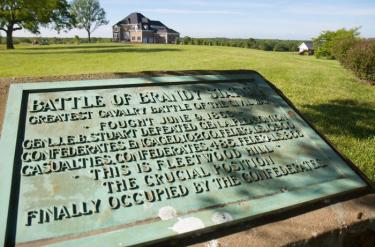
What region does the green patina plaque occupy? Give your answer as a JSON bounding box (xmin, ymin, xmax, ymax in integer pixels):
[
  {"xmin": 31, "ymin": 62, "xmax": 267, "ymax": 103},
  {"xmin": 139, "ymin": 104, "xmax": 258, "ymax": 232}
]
[{"xmin": 0, "ymin": 72, "xmax": 369, "ymax": 246}]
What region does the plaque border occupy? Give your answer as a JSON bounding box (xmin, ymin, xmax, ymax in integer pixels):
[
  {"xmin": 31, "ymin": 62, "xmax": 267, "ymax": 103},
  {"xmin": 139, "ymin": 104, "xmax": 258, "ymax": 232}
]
[{"xmin": 0, "ymin": 71, "xmax": 373, "ymax": 247}]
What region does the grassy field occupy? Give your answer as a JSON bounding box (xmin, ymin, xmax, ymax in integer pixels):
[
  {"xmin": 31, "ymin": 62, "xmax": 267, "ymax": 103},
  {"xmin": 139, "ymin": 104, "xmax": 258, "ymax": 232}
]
[{"xmin": 0, "ymin": 43, "xmax": 374, "ymax": 180}]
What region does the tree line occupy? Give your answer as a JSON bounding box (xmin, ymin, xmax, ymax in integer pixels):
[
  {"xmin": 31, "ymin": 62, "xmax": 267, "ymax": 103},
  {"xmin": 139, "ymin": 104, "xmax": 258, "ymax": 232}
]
[
  {"xmin": 0, "ymin": 36, "xmax": 112, "ymax": 45},
  {"xmin": 0, "ymin": 0, "xmax": 108, "ymax": 49},
  {"xmin": 177, "ymin": 37, "xmax": 303, "ymax": 52}
]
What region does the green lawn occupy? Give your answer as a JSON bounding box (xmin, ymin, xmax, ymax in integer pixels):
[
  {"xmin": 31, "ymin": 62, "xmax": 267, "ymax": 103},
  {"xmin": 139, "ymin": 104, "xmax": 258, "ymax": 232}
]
[{"xmin": 1, "ymin": 43, "xmax": 374, "ymax": 180}]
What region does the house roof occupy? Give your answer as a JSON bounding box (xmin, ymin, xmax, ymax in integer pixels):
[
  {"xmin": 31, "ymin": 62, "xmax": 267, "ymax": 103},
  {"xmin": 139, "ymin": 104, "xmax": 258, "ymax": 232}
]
[
  {"xmin": 149, "ymin": 20, "xmax": 165, "ymax": 27},
  {"xmin": 166, "ymin": 28, "xmax": 179, "ymax": 34},
  {"xmin": 114, "ymin": 12, "xmax": 179, "ymax": 34},
  {"xmin": 299, "ymin": 41, "xmax": 313, "ymax": 49},
  {"xmin": 116, "ymin": 12, "xmax": 149, "ymax": 25}
]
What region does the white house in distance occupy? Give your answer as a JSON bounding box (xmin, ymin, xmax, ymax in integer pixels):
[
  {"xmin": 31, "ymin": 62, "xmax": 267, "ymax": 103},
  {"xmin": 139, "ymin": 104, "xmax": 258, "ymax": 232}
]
[{"xmin": 298, "ymin": 41, "xmax": 314, "ymax": 55}]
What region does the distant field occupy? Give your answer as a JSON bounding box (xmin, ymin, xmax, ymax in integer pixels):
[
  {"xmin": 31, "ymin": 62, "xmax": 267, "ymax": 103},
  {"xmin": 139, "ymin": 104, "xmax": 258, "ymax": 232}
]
[{"xmin": 0, "ymin": 43, "xmax": 374, "ymax": 180}]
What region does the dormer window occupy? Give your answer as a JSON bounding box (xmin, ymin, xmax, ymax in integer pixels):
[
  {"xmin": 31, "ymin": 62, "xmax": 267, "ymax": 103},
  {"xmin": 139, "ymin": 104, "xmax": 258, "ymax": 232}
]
[{"xmin": 144, "ymin": 25, "xmax": 148, "ymax": 30}]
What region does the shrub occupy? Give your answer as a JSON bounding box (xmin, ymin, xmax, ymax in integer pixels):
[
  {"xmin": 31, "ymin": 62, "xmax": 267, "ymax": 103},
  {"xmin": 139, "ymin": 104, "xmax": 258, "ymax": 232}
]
[
  {"xmin": 41, "ymin": 39, "xmax": 49, "ymax": 45},
  {"xmin": 51, "ymin": 37, "xmax": 64, "ymax": 44},
  {"xmin": 12, "ymin": 39, "xmax": 20, "ymax": 45},
  {"xmin": 345, "ymin": 40, "xmax": 375, "ymax": 82},
  {"xmin": 18, "ymin": 38, "xmax": 32, "ymax": 44},
  {"xmin": 332, "ymin": 37, "xmax": 359, "ymax": 64},
  {"xmin": 175, "ymin": 37, "xmax": 181, "ymax": 44}
]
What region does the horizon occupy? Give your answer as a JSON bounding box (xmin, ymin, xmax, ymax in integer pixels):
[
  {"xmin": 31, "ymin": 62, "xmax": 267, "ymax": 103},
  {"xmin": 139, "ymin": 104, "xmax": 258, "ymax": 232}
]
[{"xmin": 3, "ymin": 0, "xmax": 375, "ymax": 40}]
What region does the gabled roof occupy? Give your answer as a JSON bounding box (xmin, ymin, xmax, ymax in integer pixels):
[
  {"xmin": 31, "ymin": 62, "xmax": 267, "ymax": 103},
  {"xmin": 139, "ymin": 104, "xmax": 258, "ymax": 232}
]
[{"xmin": 299, "ymin": 41, "xmax": 313, "ymax": 49}]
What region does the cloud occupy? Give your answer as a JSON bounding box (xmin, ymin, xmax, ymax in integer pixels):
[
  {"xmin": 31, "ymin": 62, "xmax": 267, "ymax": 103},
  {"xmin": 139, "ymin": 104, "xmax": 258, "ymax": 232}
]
[
  {"xmin": 107, "ymin": 0, "xmax": 286, "ymax": 7},
  {"xmin": 286, "ymin": 4, "xmax": 375, "ymax": 17},
  {"xmin": 142, "ymin": 8, "xmax": 247, "ymax": 15},
  {"xmin": 171, "ymin": 0, "xmax": 289, "ymax": 8}
]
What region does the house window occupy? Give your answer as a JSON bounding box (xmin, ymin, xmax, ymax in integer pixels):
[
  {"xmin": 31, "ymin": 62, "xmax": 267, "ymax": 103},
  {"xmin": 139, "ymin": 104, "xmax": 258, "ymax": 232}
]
[
  {"xmin": 137, "ymin": 36, "xmax": 141, "ymax": 41},
  {"xmin": 132, "ymin": 36, "xmax": 135, "ymax": 41}
]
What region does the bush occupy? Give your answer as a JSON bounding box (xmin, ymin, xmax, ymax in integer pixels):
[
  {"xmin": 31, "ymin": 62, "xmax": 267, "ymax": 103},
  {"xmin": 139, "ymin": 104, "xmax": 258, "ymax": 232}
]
[
  {"xmin": 332, "ymin": 37, "xmax": 359, "ymax": 64},
  {"xmin": 41, "ymin": 39, "xmax": 49, "ymax": 45},
  {"xmin": 18, "ymin": 37, "xmax": 32, "ymax": 44},
  {"xmin": 175, "ymin": 37, "xmax": 181, "ymax": 44},
  {"xmin": 51, "ymin": 37, "xmax": 64, "ymax": 44},
  {"xmin": 345, "ymin": 40, "xmax": 375, "ymax": 82}
]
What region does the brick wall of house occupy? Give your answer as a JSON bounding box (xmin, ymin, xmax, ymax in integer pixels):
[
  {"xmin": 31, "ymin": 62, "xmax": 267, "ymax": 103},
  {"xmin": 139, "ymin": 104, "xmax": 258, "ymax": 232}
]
[
  {"xmin": 155, "ymin": 34, "xmax": 167, "ymax": 44},
  {"xmin": 113, "ymin": 27, "xmax": 179, "ymax": 43},
  {"xmin": 130, "ymin": 31, "xmax": 143, "ymax": 43},
  {"xmin": 142, "ymin": 32, "xmax": 155, "ymax": 43},
  {"xmin": 154, "ymin": 34, "xmax": 179, "ymax": 44},
  {"xmin": 167, "ymin": 34, "xmax": 179, "ymax": 44}
]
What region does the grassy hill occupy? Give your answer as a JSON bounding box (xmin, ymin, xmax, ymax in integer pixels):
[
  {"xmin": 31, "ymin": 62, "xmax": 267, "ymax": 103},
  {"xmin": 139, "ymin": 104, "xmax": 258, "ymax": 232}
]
[{"xmin": 0, "ymin": 43, "xmax": 374, "ymax": 180}]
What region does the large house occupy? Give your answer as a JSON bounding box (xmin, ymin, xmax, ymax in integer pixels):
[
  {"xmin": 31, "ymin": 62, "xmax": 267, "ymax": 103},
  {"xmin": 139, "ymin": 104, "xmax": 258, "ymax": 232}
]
[{"xmin": 112, "ymin": 13, "xmax": 180, "ymax": 44}]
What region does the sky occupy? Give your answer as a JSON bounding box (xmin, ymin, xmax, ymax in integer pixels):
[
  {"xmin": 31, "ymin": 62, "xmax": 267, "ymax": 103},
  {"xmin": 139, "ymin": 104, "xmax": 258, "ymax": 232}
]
[{"xmin": 7, "ymin": 0, "xmax": 375, "ymax": 40}]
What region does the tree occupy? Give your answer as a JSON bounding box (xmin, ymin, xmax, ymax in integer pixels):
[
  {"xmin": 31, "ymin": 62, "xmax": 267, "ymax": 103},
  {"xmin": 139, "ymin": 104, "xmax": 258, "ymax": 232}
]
[
  {"xmin": 258, "ymin": 41, "xmax": 273, "ymax": 51},
  {"xmin": 183, "ymin": 36, "xmax": 192, "ymax": 45},
  {"xmin": 332, "ymin": 37, "xmax": 359, "ymax": 64},
  {"xmin": 313, "ymin": 27, "xmax": 360, "ymax": 59},
  {"xmin": 247, "ymin": 38, "xmax": 256, "ymax": 49},
  {"xmin": 70, "ymin": 0, "xmax": 108, "ymax": 43},
  {"xmin": 74, "ymin": 35, "xmax": 80, "ymax": 44},
  {"xmin": 273, "ymin": 42, "xmax": 289, "ymax": 52},
  {"xmin": 0, "ymin": 0, "xmax": 72, "ymax": 49}
]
